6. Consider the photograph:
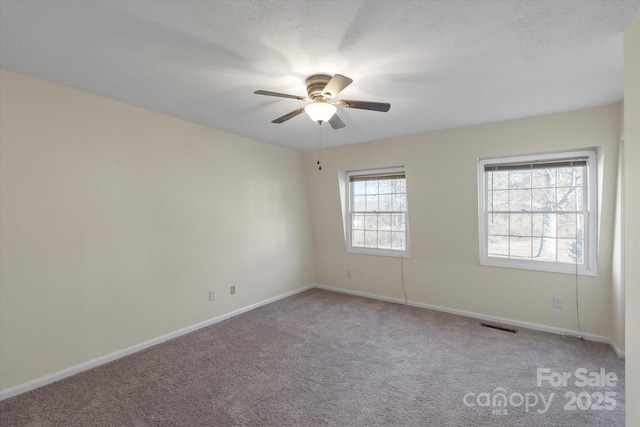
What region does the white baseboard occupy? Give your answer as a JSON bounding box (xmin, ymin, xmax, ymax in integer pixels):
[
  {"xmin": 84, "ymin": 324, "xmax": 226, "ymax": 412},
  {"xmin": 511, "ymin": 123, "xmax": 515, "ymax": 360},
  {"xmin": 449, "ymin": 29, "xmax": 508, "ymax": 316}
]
[
  {"xmin": 314, "ymin": 283, "xmax": 625, "ymax": 359},
  {"xmin": 609, "ymin": 339, "xmax": 625, "ymax": 358},
  {"xmin": 0, "ymin": 284, "xmax": 315, "ymax": 401},
  {"xmin": 315, "ymin": 283, "xmax": 407, "ymax": 305}
]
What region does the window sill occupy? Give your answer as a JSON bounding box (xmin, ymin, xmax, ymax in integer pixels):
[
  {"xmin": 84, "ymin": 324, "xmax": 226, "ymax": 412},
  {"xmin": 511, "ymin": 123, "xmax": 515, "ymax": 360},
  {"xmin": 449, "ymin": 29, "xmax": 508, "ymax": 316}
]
[
  {"xmin": 347, "ymin": 247, "xmax": 411, "ymax": 258},
  {"xmin": 480, "ymin": 257, "xmax": 597, "ymax": 276}
]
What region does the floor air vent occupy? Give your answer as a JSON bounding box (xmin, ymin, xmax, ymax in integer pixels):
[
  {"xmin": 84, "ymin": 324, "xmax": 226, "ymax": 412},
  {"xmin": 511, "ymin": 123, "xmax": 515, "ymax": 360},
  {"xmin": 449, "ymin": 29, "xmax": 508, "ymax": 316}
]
[{"xmin": 480, "ymin": 322, "xmax": 517, "ymax": 333}]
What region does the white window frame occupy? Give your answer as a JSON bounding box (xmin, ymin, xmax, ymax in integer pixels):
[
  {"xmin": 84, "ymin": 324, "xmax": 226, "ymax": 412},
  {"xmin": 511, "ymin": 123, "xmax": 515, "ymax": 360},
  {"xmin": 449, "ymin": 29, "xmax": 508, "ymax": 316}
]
[
  {"xmin": 344, "ymin": 167, "xmax": 410, "ymax": 258},
  {"xmin": 477, "ymin": 149, "xmax": 598, "ymax": 276}
]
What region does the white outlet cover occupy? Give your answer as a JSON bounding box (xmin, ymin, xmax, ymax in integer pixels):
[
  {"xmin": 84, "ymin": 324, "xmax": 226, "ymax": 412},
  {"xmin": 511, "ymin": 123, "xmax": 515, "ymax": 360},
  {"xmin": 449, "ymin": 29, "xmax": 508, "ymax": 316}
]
[{"xmin": 209, "ymin": 290, "xmax": 216, "ymax": 301}]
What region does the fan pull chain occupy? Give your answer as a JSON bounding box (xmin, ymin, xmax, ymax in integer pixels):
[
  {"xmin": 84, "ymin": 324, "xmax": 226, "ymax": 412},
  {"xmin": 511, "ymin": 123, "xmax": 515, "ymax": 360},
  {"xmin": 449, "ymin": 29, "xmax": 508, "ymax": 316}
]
[{"xmin": 317, "ymin": 123, "xmax": 322, "ymax": 171}]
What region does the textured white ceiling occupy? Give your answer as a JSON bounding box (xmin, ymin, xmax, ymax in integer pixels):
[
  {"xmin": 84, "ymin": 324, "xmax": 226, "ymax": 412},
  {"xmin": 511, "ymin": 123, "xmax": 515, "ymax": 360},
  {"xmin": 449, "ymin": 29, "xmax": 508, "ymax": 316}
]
[{"xmin": 1, "ymin": 0, "xmax": 638, "ymax": 151}]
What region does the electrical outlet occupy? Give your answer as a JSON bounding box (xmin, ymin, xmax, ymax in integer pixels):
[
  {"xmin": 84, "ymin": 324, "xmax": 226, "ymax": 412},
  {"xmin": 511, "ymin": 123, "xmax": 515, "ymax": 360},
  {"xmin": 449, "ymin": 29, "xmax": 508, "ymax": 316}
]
[
  {"xmin": 230, "ymin": 285, "xmax": 236, "ymax": 295},
  {"xmin": 553, "ymin": 297, "xmax": 562, "ymax": 309},
  {"xmin": 209, "ymin": 290, "xmax": 216, "ymax": 301},
  {"xmin": 346, "ymin": 270, "xmax": 352, "ymax": 278}
]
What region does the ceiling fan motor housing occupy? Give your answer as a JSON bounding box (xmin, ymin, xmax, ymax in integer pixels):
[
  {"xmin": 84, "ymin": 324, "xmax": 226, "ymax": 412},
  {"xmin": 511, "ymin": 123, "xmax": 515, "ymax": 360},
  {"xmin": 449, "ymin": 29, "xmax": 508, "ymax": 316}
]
[{"xmin": 306, "ymin": 74, "xmax": 332, "ymax": 100}]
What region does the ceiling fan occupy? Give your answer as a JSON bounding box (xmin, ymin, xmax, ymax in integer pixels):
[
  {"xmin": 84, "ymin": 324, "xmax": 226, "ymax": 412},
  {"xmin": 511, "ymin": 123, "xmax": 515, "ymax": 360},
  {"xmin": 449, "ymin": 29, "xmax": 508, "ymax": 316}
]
[{"xmin": 254, "ymin": 74, "xmax": 390, "ymax": 129}]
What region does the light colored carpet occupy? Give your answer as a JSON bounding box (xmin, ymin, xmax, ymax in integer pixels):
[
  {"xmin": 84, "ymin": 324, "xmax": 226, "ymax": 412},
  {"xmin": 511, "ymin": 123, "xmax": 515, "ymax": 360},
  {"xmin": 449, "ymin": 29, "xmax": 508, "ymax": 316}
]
[{"xmin": 0, "ymin": 288, "xmax": 625, "ymax": 426}]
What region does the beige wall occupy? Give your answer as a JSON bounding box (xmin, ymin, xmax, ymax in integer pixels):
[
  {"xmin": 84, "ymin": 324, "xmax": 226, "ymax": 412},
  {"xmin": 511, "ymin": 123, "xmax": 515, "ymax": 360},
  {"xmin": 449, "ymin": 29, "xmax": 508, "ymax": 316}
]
[
  {"xmin": 610, "ymin": 133, "xmax": 624, "ymax": 353},
  {"xmin": 0, "ymin": 69, "xmax": 315, "ymax": 390},
  {"xmin": 305, "ymin": 104, "xmax": 620, "ymax": 337},
  {"xmin": 624, "ymin": 9, "xmax": 640, "ymax": 426}
]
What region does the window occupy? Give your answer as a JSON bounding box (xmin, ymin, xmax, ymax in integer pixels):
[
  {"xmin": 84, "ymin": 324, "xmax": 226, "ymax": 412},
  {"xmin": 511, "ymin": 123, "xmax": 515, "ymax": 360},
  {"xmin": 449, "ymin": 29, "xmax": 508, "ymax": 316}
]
[
  {"xmin": 478, "ymin": 150, "xmax": 597, "ymax": 276},
  {"xmin": 345, "ymin": 167, "xmax": 410, "ymax": 257}
]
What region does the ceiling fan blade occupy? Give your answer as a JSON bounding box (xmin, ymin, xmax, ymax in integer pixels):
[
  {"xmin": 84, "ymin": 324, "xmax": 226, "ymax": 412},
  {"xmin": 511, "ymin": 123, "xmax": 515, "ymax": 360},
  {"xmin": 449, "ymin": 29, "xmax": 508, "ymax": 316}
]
[
  {"xmin": 272, "ymin": 107, "xmax": 306, "ymax": 123},
  {"xmin": 322, "ymin": 74, "xmax": 353, "ymax": 98},
  {"xmin": 254, "ymin": 90, "xmax": 308, "ymax": 101},
  {"xmin": 329, "ymin": 114, "xmax": 345, "ymax": 129},
  {"xmin": 337, "ymin": 99, "xmax": 391, "ymax": 112}
]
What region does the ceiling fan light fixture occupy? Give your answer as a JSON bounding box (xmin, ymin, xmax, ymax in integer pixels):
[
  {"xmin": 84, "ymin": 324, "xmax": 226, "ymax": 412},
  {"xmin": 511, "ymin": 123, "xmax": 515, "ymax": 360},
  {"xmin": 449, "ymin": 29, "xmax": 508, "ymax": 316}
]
[{"xmin": 304, "ymin": 102, "xmax": 337, "ymax": 124}]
